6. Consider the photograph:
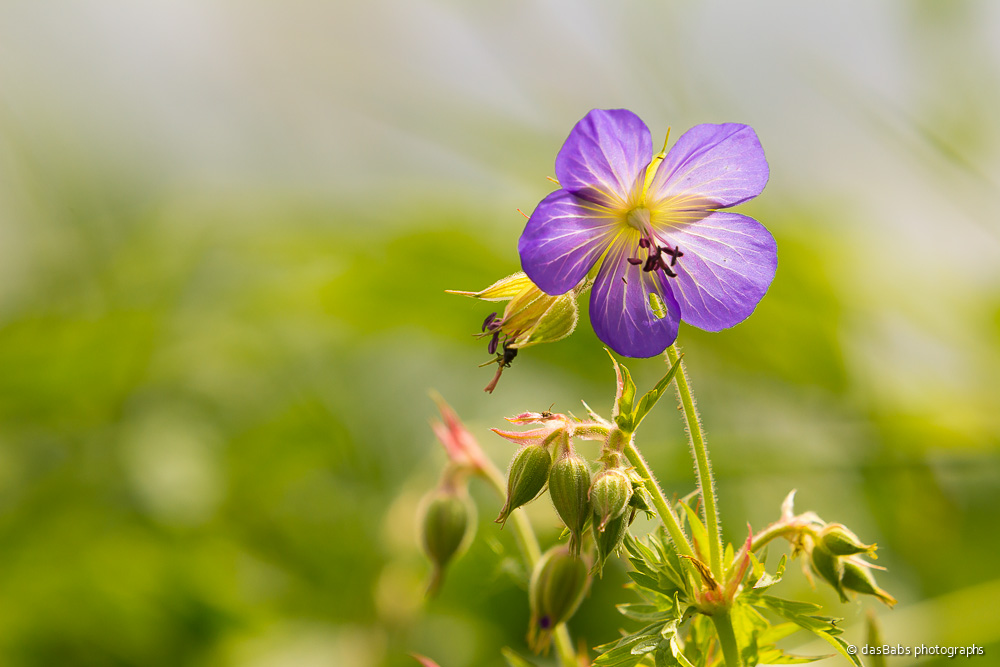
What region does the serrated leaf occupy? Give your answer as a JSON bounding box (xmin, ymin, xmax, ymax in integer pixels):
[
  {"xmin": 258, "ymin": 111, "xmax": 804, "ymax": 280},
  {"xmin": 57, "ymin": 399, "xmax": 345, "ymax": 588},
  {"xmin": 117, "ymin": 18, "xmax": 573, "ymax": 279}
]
[
  {"xmin": 816, "ymin": 633, "xmax": 863, "ymax": 667},
  {"xmin": 758, "ymin": 595, "xmax": 823, "ymax": 617},
  {"xmin": 757, "ymin": 647, "xmax": 832, "ymax": 664},
  {"xmin": 501, "ymin": 647, "xmax": 540, "ymax": 667},
  {"xmin": 628, "ymin": 570, "xmax": 663, "ymax": 593},
  {"xmin": 758, "ymin": 621, "xmax": 803, "ymax": 644},
  {"xmin": 632, "ymin": 356, "xmax": 683, "ymax": 429},
  {"xmin": 753, "ymin": 553, "xmax": 787, "ymax": 590},
  {"xmin": 595, "ymin": 623, "xmax": 667, "ymax": 667},
  {"xmin": 756, "ymin": 596, "xmax": 859, "ymax": 667},
  {"xmin": 618, "ymin": 603, "xmax": 670, "ymax": 622},
  {"xmin": 630, "ymin": 636, "xmax": 662, "ymax": 655}
]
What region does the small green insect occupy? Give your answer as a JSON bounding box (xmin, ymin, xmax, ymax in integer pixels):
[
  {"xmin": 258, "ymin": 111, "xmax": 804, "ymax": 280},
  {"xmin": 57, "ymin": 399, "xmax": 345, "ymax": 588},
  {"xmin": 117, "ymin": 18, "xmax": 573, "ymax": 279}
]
[{"xmin": 648, "ymin": 292, "xmax": 667, "ymax": 319}]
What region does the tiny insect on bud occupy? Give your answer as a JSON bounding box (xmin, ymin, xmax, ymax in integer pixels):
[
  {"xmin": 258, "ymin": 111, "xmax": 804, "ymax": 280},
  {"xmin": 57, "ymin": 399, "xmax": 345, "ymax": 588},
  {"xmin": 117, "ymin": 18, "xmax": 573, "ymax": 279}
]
[
  {"xmin": 820, "ymin": 523, "xmax": 876, "ymax": 557},
  {"xmin": 593, "ymin": 509, "xmax": 631, "ymax": 577},
  {"xmin": 496, "ymin": 444, "xmax": 552, "ymax": 527},
  {"xmin": 528, "ymin": 546, "xmax": 590, "ymax": 654},
  {"xmin": 420, "ymin": 488, "xmax": 475, "ymax": 596},
  {"xmin": 809, "ymin": 543, "xmax": 848, "ymax": 603},
  {"xmin": 589, "ymin": 468, "xmax": 632, "ymax": 532},
  {"xmin": 841, "ymin": 560, "xmax": 897, "ymax": 607},
  {"xmin": 547, "ymin": 451, "xmax": 592, "ymax": 555}
]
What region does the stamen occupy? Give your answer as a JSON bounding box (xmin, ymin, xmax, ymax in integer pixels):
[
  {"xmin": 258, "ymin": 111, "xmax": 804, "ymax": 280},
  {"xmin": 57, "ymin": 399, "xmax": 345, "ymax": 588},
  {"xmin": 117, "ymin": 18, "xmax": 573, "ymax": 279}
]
[
  {"xmin": 487, "ymin": 332, "xmax": 500, "ymax": 355},
  {"xmin": 627, "ymin": 257, "xmax": 643, "ymax": 266},
  {"xmin": 482, "ymin": 312, "xmax": 497, "ymax": 332},
  {"xmin": 638, "ymin": 237, "xmax": 650, "ymax": 249}
]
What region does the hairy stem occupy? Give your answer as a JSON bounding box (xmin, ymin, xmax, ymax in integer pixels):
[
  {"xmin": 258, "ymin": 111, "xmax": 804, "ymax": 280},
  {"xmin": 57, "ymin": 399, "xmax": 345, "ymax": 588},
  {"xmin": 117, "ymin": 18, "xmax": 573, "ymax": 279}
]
[
  {"xmin": 484, "ymin": 466, "xmax": 577, "ymax": 667},
  {"xmin": 666, "ymin": 344, "xmax": 724, "ymax": 581},
  {"xmin": 622, "ymin": 439, "xmax": 695, "ymax": 559},
  {"xmin": 750, "ymin": 520, "xmax": 818, "ymax": 553},
  {"xmin": 711, "ymin": 610, "xmax": 744, "ymax": 667}
]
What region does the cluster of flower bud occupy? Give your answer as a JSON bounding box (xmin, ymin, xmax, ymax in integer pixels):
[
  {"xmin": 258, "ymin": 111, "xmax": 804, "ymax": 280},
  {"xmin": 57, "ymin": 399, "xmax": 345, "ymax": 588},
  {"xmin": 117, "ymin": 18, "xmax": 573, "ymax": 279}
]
[
  {"xmin": 807, "ymin": 523, "xmax": 896, "ymax": 607},
  {"xmin": 494, "ymin": 414, "xmax": 654, "ymax": 580}
]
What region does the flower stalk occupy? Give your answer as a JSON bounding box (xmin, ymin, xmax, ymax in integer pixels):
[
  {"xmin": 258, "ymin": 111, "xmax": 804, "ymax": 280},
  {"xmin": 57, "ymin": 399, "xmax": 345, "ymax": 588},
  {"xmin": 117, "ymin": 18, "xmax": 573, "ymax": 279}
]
[
  {"xmin": 482, "ymin": 463, "xmax": 577, "ymax": 667},
  {"xmin": 621, "ymin": 439, "xmax": 694, "ymax": 559},
  {"xmin": 666, "ymin": 344, "xmax": 724, "ymax": 581},
  {"xmin": 710, "ymin": 610, "xmax": 743, "ymax": 667}
]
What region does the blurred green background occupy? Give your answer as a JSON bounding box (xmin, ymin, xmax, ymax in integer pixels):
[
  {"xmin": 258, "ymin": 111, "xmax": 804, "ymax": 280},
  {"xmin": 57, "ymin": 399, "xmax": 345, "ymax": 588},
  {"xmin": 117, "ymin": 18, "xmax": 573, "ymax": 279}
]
[{"xmin": 1, "ymin": 1, "xmax": 999, "ymax": 665}]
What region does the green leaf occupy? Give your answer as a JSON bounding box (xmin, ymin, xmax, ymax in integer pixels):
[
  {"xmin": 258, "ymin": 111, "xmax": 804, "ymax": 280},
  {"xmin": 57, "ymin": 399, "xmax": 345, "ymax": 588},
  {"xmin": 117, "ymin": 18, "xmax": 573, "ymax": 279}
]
[
  {"xmin": 618, "ymin": 603, "xmax": 670, "ymax": 622},
  {"xmin": 631, "ymin": 355, "xmax": 682, "ymax": 429},
  {"xmin": 502, "ymin": 647, "xmax": 540, "ymax": 667},
  {"xmin": 753, "ymin": 553, "xmax": 787, "ymax": 590},
  {"xmin": 757, "ymin": 647, "xmax": 831, "ymax": 664},
  {"xmin": 816, "ymin": 633, "xmax": 863, "ymax": 667},
  {"xmin": 755, "ymin": 596, "xmax": 860, "ymax": 667},
  {"xmin": 731, "ymin": 602, "xmax": 768, "ymax": 667},
  {"xmin": 678, "ymin": 500, "xmax": 709, "ymax": 564},
  {"xmin": 866, "ymin": 612, "xmax": 887, "ymax": 667}
]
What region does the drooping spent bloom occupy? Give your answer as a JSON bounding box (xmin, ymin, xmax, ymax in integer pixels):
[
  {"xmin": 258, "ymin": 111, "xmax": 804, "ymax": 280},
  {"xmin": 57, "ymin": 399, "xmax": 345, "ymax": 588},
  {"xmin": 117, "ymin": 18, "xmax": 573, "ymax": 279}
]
[
  {"xmin": 449, "ymin": 272, "xmax": 581, "ymax": 392},
  {"xmin": 519, "ymin": 109, "xmax": 777, "ymax": 357}
]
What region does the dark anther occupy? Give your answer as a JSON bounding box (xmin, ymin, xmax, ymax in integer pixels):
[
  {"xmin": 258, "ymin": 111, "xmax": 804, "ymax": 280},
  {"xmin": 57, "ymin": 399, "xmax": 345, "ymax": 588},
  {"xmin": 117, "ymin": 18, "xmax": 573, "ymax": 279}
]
[
  {"xmin": 539, "ymin": 615, "xmax": 552, "ymax": 630},
  {"xmin": 659, "ymin": 261, "xmax": 677, "ymax": 278},
  {"xmin": 627, "ymin": 257, "xmax": 643, "ymax": 266},
  {"xmin": 643, "ymin": 255, "xmax": 659, "ymax": 272},
  {"xmin": 487, "ymin": 332, "xmax": 500, "ymax": 355},
  {"xmin": 663, "ymin": 245, "xmax": 683, "ymax": 266},
  {"xmin": 482, "ymin": 312, "xmax": 497, "ymax": 332},
  {"xmin": 638, "ymin": 237, "xmax": 650, "ymax": 249}
]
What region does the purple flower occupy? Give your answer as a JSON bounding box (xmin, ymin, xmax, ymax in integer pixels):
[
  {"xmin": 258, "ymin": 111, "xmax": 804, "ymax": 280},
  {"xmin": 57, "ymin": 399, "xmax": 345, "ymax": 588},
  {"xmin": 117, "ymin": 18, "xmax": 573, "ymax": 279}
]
[{"xmin": 518, "ymin": 109, "xmax": 777, "ymax": 357}]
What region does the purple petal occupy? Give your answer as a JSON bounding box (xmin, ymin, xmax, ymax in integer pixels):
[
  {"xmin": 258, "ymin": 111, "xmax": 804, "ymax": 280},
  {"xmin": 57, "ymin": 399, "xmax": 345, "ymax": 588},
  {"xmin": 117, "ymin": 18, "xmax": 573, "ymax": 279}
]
[
  {"xmin": 555, "ymin": 109, "xmax": 652, "ymax": 207},
  {"xmin": 519, "ymin": 189, "xmax": 620, "ymax": 295},
  {"xmin": 648, "ymin": 124, "xmax": 768, "ymax": 209},
  {"xmin": 589, "ymin": 236, "xmax": 681, "ymax": 358},
  {"xmin": 654, "ymin": 212, "xmax": 777, "ymax": 332}
]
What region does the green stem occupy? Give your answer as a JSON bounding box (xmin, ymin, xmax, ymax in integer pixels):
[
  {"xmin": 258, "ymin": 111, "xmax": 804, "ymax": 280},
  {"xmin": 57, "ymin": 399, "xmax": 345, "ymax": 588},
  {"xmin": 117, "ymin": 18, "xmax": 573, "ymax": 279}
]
[
  {"xmin": 750, "ymin": 521, "xmax": 818, "ymax": 553},
  {"xmin": 622, "ymin": 439, "xmax": 694, "ymax": 559},
  {"xmin": 750, "ymin": 522, "xmax": 802, "ymax": 553},
  {"xmin": 711, "ymin": 610, "xmax": 743, "ymax": 667},
  {"xmin": 666, "ymin": 344, "xmax": 724, "ymax": 581},
  {"xmin": 484, "ymin": 466, "xmax": 577, "ymax": 667}
]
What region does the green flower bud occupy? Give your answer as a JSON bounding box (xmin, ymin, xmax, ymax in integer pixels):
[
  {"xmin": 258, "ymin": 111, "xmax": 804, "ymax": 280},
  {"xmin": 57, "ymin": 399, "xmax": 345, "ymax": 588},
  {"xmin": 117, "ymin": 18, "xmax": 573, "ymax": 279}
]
[
  {"xmin": 809, "ymin": 543, "xmax": 848, "ymax": 603},
  {"xmin": 841, "ymin": 560, "xmax": 897, "ymax": 607},
  {"xmin": 820, "ymin": 523, "xmax": 876, "ymax": 557},
  {"xmin": 528, "ymin": 546, "xmax": 590, "ymax": 653},
  {"xmin": 593, "ymin": 508, "xmax": 631, "ymax": 577},
  {"xmin": 496, "ymin": 444, "xmax": 552, "ymax": 527},
  {"xmin": 589, "ymin": 468, "xmax": 632, "ymax": 532},
  {"xmin": 420, "ymin": 489, "xmax": 474, "ymax": 596},
  {"xmin": 547, "ymin": 451, "xmax": 592, "ymax": 555}
]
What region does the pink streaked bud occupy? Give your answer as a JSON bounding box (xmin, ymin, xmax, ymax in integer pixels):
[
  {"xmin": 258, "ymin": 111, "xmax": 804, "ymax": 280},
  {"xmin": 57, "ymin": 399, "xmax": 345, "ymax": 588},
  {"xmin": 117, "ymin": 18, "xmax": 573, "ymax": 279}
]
[
  {"xmin": 429, "ymin": 393, "xmax": 489, "ymax": 473},
  {"xmin": 723, "ymin": 527, "xmax": 754, "ymax": 603}
]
